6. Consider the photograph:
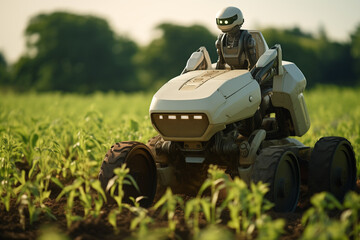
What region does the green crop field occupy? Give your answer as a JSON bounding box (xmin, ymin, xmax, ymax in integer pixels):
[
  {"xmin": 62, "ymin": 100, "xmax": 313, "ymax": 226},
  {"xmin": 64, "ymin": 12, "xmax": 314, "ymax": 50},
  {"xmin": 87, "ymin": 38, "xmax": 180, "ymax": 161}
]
[{"xmin": 0, "ymin": 86, "xmax": 359, "ymax": 239}]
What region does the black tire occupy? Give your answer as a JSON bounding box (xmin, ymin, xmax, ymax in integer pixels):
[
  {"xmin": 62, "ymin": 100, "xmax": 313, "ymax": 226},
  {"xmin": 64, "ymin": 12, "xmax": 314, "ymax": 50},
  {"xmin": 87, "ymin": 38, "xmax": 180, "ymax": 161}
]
[
  {"xmin": 99, "ymin": 141, "xmax": 157, "ymax": 208},
  {"xmin": 309, "ymin": 137, "xmax": 356, "ymax": 201},
  {"xmin": 251, "ymin": 147, "xmax": 300, "ymax": 212}
]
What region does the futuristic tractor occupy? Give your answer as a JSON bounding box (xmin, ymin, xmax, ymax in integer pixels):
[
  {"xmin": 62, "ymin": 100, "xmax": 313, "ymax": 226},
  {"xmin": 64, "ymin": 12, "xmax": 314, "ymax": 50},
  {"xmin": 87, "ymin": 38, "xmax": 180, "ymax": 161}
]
[{"xmin": 98, "ymin": 31, "xmax": 357, "ymax": 212}]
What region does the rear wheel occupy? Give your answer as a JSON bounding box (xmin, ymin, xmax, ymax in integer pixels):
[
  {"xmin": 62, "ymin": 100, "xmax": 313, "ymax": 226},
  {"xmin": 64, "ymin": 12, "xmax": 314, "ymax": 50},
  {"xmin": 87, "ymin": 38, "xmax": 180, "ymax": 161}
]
[
  {"xmin": 251, "ymin": 147, "xmax": 300, "ymax": 212},
  {"xmin": 309, "ymin": 137, "xmax": 356, "ymax": 201},
  {"xmin": 99, "ymin": 141, "xmax": 157, "ymax": 208}
]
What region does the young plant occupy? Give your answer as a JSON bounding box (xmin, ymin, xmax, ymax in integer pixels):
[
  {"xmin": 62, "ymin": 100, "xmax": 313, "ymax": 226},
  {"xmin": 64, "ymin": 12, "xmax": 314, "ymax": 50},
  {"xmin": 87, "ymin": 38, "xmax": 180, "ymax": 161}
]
[
  {"xmin": 107, "ymin": 164, "xmax": 139, "ymax": 212},
  {"xmin": 255, "ymin": 215, "xmax": 285, "ymax": 240},
  {"xmin": 14, "ymin": 170, "xmax": 56, "ymax": 229},
  {"xmin": 301, "ymin": 192, "xmax": 347, "ymax": 240},
  {"xmin": 342, "ymin": 191, "xmax": 360, "ymax": 239},
  {"xmin": 219, "ymin": 177, "xmax": 250, "ymax": 235},
  {"xmin": 248, "ymin": 181, "xmax": 273, "ymax": 220},
  {"xmin": 90, "ymin": 179, "xmax": 106, "ymax": 217},
  {"xmin": 195, "ymin": 225, "xmax": 234, "ymax": 240},
  {"xmin": 185, "ymin": 165, "xmax": 229, "ymax": 237},
  {"xmin": 108, "ymin": 209, "xmax": 121, "ymax": 235},
  {"xmin": 1, "ymin": 130, "xmax": 21, "ymax": 211},
  {"xmin": 152, "ymin": 187, "xmax": 184, "ymax": 238},
  {"xmin": 0, "ymin": 157, "xmax": 14, "ymax": 211},
  {"xmin": 56, "ymin": 176, "xmax": 106, "ymax": 228},
  {"xmin": 302, "ymin": 192, "xmax": 343, "ymax": 225},
  {"xmin": 184, "ymin": 195, "xmax": 211, "ymax": 237},
  {"xmin": 106, "ymin": 164, "xmax": 140, "ymax": 234},
  {"xmin": 197, "ymin": 165, "xmax": 229, "ymax": 224},
  {"xmin": 56, "ymin": 178, "xmax": 85, "ymax": 228},
  {"xmin": 128, "ymin": 197, "xmax": 154, "ymax": 239},
  {"xmin": 34, "ymin": 173, "xmax": 52, "ymax": 208},
  {"xmin": 304, "ymin": 191, "xmax": 360, "ymax": 240},
  {"xmin": 250, "ymin": 181, "xmax": 284, "ymax": 240},
  {"xmin": 219, "ymin": 178, "xmax": 274, "ymax": 238},
  {"xmin": 71, "ymin": 129, "xmax": 102, "ymax": 180}
]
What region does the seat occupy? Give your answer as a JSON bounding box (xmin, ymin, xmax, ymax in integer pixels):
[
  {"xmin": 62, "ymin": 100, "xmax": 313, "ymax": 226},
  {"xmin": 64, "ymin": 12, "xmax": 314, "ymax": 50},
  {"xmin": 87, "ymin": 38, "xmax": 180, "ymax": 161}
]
[{"xmin": 248, "ymin": 30, "xmax": 269, "ymax": 61}]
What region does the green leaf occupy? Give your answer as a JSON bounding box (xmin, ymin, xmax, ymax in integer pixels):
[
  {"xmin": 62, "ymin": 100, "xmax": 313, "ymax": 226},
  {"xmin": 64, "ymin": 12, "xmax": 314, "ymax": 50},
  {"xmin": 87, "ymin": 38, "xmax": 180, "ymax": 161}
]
[
  {"xmin": 130, "ymin": 216, "xmax": 141, "ymax": 230},
  {"xmin": 43, "ymin": 206, "xmax": 57, "ymax": 220},
  {"xmin": 51, "ymin": 177, "xmax": 64, "ymax": 189},
  {"xmin": 200, "ymin": 199, "xmax": 211, "ymax": 222},
  {"xmin": 125, "ymin": 175, "xmax": 140, "ymax": 192},
  {"xmin": 107, "ymin": 175, "xmax": 118, "ymax": 194},
  {"xmin": 30, "ymin": 133, "xmax": 39, "ymax": 149},
  {"xmin": 91, "ymin": 180, "xmax": 106, "ymax": 201},
  {"xmin": 67, "ymin": 189, "xmax": 77, "ymax": 210},
  {"xmin": 108, "ymin": 209, "xmax": 120, "ymax": 229},
  {"xmin": 152, "ymin": 188, "xmax": 171, "ymax": 211},
  {"xmin": 78, "ymin": 186, "xmax": 90, "ymax": 206},
  {"xmin": 184, "ymin": 199, "xmax": 195, "ymax": 220},
  {"xmin": 70, "ymin": 215, "xmax": 83, "ymax": 223},
  {"xmin": 56, "ymin": 178, "xmax": 83, "ymax": 201},
  {"xmin": 198, "ymin": 179, "xmax": 212, "ymax": 197}
]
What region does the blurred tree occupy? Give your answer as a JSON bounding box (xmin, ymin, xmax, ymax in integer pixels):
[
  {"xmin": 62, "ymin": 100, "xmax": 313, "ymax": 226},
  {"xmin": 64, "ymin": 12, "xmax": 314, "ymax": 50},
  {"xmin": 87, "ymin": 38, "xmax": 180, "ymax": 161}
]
[
  {"xmin": 0, "ymin": 52, "xmax": 6, "ymax": 66},
  {"xmin": 350, "ymin": 24, "xmax": 360, "ymax": 83},
  {"xmin": 262, "ymin": 27, "xmax": 321, "ymax": 87},
  {"xmin": 7, "ymin": 14, "xmax": 359, "ymax": 92},
  {"xmin": 0, "ymin": 51, "xmax": 10, "ymax": 86},
  {"xmin": 262, "ymin": 27, "xmax": 356, "ymax": 87},
  {"xmin": 12, "ymin": 12, "xmax": 139, "ymax": 92},
  {"xmin": 135, "ymin": 23, "xmax": 217, "ymax": 89},
  {"xmin": 317, "ymin": 40, "xmax": 354, "ymax": 86}
]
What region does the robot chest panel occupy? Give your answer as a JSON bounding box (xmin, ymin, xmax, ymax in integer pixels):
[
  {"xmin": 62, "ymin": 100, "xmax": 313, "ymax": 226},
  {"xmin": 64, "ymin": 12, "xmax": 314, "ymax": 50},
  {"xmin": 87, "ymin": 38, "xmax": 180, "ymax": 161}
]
[{"xmin": 221, "ymin": 35, "xmax": 247, "ymax": 68}]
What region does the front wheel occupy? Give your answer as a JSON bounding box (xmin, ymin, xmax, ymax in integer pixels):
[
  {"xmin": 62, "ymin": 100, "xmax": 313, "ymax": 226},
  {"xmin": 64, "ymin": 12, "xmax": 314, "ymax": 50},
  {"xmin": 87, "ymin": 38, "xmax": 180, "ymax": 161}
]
[
  {"xmin": 98, "ymin": 141, "xmax": 157, "ymax": 208},
  {"xmin": 308, "ymin": 137, "xmax": 356, "ymax": 201},
  {"xmin": 251, "ymin": 147, "xmax": 300, "ymax": 212}
]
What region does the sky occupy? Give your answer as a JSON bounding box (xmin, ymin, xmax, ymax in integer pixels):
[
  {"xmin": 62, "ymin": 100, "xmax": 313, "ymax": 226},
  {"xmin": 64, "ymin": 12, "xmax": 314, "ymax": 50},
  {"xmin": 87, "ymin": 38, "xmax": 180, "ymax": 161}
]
[{"xmin": 0, "ymin": 0, "xmax": 360, "ymax": 63}]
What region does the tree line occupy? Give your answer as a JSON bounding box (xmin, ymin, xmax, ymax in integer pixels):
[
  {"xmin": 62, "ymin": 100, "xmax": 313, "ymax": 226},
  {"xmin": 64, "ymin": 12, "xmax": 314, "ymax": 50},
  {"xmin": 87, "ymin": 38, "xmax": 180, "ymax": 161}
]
[{"xmin": 0, "ymin": 11, "xmax": 359, "ymax": 93}]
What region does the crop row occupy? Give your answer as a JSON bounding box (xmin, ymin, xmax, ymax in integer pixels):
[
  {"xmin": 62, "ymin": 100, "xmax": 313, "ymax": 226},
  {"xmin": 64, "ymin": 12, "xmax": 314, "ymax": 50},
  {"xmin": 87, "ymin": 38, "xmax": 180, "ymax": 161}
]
[{"xmin": 0, "ymin": 87, "xmax": 359, "ymax": 239}]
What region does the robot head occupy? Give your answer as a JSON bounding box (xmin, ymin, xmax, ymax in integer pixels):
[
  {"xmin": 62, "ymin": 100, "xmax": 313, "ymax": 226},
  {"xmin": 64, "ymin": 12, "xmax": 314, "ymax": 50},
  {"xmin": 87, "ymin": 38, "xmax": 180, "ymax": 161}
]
[{"xmin": 216, "ymin": 7, "xmax": 244, "ymax": 32}]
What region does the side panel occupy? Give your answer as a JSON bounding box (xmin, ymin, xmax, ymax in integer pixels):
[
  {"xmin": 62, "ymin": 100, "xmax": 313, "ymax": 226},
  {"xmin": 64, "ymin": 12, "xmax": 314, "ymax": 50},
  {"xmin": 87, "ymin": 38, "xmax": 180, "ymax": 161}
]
[
  {"xmin": 272, "ymin": 62, "xmax": 311, "ymax": 136},
  {"xmin": 248, "ymin": 30, "xmax": 269, "ymax": 59},
  {"xmin": 214, "ymin": 80, "xmax": 261, "ymax": 124}
]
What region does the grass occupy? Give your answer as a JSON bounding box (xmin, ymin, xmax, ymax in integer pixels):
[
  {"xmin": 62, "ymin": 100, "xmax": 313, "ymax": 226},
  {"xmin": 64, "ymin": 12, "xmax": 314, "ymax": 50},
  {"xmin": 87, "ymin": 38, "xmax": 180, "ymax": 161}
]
[{"xmin": 0, "ymin": 85, "xmax": 359, "ymax": 239}]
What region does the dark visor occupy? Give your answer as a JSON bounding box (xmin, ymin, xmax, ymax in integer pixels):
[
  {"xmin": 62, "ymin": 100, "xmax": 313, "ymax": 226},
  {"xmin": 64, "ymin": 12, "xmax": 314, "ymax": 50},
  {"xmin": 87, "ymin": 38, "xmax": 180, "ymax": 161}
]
[{"xmin": 216, "ymin": 14, "xmax": 238, "ymax": 25}]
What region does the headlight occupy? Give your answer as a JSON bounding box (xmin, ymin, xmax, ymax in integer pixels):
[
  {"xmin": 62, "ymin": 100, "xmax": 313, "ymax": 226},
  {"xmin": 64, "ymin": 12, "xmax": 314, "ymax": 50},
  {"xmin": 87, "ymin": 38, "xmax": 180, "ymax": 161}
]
[{"xmin": 151, "ymin": 113, "xmax": 209, "ymax": 138}]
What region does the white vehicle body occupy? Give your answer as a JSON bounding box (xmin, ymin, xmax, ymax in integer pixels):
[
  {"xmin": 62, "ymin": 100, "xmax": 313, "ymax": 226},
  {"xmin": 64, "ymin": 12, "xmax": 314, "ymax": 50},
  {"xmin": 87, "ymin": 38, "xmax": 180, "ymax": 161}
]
[
  {"xmin": 149, "ymin": 31, "xmax": 310, "ymax": 142},
  {"xmin": 99, "ymin": 30, "xmax": 356, "ymax": 213},
  {"xmin": 150, "ymin": 69, "xmax": 261, "ymax": 141}
]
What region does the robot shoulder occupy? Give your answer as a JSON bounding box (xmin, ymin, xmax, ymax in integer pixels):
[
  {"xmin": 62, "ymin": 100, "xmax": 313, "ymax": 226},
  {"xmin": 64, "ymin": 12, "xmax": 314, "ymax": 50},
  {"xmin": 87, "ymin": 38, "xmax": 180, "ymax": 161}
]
[
  {"xmin": 215, "ymin": 33, "xmax": 225, "ymax": 49},
  {"xmin": 244, "ymin": 31, "xmax": 256, "ymax": 48}
]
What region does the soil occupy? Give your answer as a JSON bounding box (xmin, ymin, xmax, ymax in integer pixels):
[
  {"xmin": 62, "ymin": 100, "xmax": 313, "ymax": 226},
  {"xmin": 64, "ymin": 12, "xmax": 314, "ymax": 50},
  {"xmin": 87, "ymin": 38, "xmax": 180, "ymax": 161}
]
[{"xmin": 1, "ymin": 180, "xmax": 359, "ymax": 240}]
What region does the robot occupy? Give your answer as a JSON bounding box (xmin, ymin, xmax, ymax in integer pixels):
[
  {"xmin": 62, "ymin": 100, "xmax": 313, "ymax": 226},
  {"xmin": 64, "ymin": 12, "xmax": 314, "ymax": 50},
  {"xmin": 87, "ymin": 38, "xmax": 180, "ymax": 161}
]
[
  {"xmin": 215, "ymin": 7, "xmax": 257, "ymax": 70},
  {"xmin": 99, "ymin": 7, "xmax": 357, "ymax": 212}
]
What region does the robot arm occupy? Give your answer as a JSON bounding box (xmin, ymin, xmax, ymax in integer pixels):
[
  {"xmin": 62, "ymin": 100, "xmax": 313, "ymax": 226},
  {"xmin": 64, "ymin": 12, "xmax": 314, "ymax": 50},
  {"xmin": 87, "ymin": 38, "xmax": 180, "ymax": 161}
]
[
  {"xmin": 181, "ymin": 47, "xmax": 213, "ymax": 74},
  {"xmin": 215, "ymin": 34, "xmax": 226, "ymax": 69},
  {"xmin": 246, "ymin": 33, "xmax": 257, "ymax": 69},
  {"xmin": 251, "ymin": 44, "xmax": 283, "ymax": 84}
]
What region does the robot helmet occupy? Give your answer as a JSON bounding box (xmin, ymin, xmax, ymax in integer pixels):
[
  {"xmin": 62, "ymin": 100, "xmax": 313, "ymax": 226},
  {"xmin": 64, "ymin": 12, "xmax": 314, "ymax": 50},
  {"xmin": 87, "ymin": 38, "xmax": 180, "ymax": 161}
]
[{"xmin": 216, "ymin": 7, "xmax": 244, "ymax": 32}]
